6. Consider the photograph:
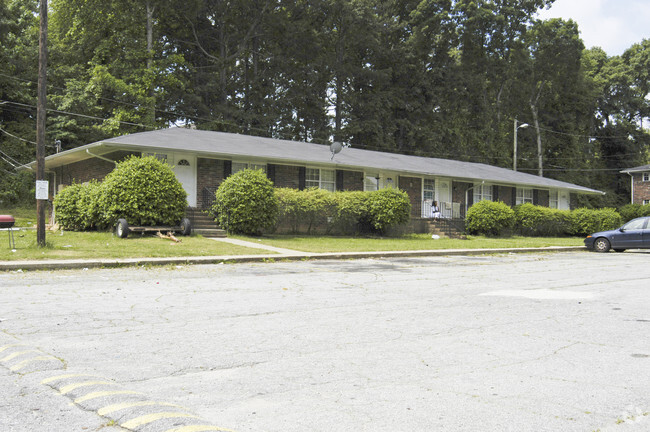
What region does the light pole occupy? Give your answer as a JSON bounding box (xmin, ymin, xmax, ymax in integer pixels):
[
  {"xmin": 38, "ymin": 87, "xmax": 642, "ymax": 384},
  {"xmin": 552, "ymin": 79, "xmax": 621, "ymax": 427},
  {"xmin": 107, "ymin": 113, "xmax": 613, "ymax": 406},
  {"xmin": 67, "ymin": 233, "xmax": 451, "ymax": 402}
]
[{"xmin": 513, "ymin": 119, "xmax": 528, "ymax": 171}]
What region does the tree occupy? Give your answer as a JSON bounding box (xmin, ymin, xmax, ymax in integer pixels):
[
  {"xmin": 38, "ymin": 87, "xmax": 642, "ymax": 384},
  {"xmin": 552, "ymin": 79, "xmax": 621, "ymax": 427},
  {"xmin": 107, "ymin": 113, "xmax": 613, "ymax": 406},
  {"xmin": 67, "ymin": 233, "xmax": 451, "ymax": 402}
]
[{"xmin": 0, "ymin": 0, "xmax": 39, "ymax": 205}]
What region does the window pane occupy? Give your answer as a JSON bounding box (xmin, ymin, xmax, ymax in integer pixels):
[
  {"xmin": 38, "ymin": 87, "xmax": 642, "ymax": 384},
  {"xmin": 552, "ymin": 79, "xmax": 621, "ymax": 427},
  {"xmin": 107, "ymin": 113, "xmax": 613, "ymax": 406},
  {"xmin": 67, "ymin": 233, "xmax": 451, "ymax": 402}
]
[
  {"xmin": 321, "ymin": 169, "xmax": 335, "ymax": 182},
  {"xmin": 484, "ymin": 185, "xmax": 492, "ymax": 201},
  {"xmin": 516, "ymin": 188, "xmax": 533, "ymax": 205},
  {"xmin": 322, "ymin": 181, "xmax": 336, "ymax": 192},
  {"xmin": 365, "ymin": 176, "xmax": 378, "ymax": 191}
]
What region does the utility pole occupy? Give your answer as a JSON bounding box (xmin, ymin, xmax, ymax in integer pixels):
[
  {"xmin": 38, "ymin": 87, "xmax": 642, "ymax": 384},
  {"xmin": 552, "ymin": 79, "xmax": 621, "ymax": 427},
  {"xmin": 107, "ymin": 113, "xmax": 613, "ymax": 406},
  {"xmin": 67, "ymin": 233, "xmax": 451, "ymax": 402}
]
[{"xmin": 36, "ymin": 0, "xmax": 48, "ymax": 247}]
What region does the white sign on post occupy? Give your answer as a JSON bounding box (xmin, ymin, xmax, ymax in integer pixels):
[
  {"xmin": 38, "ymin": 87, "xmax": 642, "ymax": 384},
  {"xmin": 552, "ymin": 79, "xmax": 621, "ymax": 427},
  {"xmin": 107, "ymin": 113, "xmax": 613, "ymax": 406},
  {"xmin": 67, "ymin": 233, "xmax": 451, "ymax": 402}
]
[{"xmin": 35, "ymin": 180, "xmax": 49, "ymax": 200}]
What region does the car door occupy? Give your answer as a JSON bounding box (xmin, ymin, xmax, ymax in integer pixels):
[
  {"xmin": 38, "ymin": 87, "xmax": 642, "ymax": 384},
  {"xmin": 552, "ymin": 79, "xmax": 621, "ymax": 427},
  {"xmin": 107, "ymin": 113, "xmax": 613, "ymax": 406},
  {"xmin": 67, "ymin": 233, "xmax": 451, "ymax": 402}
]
[
  {"xmin": 642, "ymin": 218, "xmax": 650, "ymax": 248},
  {"xmin": 612, "ymin": 218, "xmax": 647, "ymax": 249}
]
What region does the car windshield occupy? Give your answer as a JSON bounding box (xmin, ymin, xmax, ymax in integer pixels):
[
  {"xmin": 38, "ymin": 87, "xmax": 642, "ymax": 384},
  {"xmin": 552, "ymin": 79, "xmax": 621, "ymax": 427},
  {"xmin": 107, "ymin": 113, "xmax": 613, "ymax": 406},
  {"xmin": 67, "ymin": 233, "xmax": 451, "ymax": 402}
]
[{"xmin": 622, "ymin": 218, "xmax": 647, "ymax": 230}]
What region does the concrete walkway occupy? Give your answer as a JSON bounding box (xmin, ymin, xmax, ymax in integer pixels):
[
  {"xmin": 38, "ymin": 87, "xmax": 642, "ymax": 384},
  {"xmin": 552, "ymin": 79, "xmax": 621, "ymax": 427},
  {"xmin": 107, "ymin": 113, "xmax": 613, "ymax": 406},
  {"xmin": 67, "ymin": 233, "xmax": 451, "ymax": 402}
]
[{"xmin": 209, "ymin": 237, "xmax": 305, "ymax": 255}]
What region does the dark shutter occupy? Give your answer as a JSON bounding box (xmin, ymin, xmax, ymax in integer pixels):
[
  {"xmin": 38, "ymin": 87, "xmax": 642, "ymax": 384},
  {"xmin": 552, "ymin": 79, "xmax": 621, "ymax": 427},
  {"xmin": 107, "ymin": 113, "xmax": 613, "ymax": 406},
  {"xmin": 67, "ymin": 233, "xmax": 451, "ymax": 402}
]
[
  {"xmin": 224, "ymin": 160, "xmax": 232, "ymax": 178},
  {"xmin": 511, "ymin": 187, "xmax": 517, "ymax": 206},
  {"xmin": 493, "ymin": 186, "xmax": 500, "ymax": 202},
  {"xmin": 336, "ymin": 170, "xmax": 344, "ymax": 191},
  {"xmin": 298, "ymin": 167, "xmax": 306, "ymax": 190},
  {"xmin": 267, "ymin": 164, "xmax": 276, "ymax": 184},
  {"xmin": 533, "ymin": 189, "xmax": 539, "ymax": 205},
  {"xmin": 467, "ymin": 187, "xmax": 474, "ymax": 207}
]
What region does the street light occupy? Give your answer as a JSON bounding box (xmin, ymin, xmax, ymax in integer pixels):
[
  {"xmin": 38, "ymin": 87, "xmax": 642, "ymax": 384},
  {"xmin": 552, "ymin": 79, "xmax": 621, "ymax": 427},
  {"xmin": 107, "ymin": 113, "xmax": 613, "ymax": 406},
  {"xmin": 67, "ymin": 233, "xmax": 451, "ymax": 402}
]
[{"xmin": 513, "ymin": 119, "xmax": 529, "ymax": 171}]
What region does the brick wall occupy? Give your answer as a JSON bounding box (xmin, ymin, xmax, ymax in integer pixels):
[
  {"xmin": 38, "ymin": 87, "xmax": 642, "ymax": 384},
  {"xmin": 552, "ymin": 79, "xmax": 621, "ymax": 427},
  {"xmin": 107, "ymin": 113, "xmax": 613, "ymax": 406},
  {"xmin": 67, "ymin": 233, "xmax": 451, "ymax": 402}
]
[
  {"xmin": 453, "ymin": 181, "xmax": 472, "ymax": 208},
  {"xmin": 633, "ymin": 173, "xmax": 650, "ymax": 204},
  {"xmin": 57, "ymin": 151, "xmax": 136, "ymax": 186},
  {"xmin": 197, "ymin": 158, "xmax": 226, "ymax": 208},
  {"xmin": 273, "ymin": 165, "xmax": 301, "ymax": 189},
  {"xmin": 399, "ymin": 176, "xmax": 422, "ymax": 217},
  {"xmin": 339, "ymin": 170, "xmax": 364, "ymax": 191}
]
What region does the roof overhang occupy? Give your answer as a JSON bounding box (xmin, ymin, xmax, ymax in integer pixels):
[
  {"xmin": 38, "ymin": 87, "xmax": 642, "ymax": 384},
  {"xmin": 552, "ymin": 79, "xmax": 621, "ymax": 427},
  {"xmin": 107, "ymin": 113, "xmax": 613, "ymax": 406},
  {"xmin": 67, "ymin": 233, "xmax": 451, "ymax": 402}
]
[{"xmin": 19, "ymin": 128, "xmax": 605, "ymax": 196}]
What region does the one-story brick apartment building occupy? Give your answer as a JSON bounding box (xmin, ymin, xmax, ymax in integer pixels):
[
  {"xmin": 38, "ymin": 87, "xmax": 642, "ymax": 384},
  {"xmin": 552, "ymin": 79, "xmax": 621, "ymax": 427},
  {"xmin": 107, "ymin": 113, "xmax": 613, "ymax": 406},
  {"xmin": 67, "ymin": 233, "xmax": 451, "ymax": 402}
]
[
  {"xmin": 621, "ymin": 164, "xmax": 650, "ymax": 205},
  {"xmin": 26, "ymin": 128, "xmax": 603, "ymax": 219}
]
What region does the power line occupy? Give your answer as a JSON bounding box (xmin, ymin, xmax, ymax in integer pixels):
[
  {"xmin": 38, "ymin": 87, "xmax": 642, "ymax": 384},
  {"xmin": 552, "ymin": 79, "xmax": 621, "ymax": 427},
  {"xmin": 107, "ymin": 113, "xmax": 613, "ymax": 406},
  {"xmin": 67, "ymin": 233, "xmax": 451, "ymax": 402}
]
[
  {"xmin": 0, "ymin": 126, "xmax": 37, "ymax": 145},
  {"xmin": 1, "ymin": 100, "xmax": 156, "ymax": 129}
]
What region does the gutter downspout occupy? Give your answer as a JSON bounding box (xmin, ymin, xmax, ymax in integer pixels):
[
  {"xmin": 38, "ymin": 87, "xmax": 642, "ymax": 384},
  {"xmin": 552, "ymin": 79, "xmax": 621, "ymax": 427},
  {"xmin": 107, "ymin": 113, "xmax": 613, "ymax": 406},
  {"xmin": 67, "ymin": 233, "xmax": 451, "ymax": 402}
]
[{"xmin": 86, "ymin": 148, "xmax": 118, "ymax": 166}]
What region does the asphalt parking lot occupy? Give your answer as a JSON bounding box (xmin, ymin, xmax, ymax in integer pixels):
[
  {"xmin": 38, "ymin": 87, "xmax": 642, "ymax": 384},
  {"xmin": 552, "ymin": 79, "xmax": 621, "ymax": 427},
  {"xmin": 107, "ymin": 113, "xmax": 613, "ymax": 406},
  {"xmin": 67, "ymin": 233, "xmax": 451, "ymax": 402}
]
[{"xmin": 1, "ymin": 251, "xmax": 649, "ymax": 432}]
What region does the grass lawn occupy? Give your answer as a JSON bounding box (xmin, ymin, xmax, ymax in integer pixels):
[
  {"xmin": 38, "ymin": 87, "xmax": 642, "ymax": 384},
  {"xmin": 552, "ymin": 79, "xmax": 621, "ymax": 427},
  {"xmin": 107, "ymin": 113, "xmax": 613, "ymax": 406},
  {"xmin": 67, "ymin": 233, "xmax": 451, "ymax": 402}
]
[
  {"xmin": 230, "ymin": 234, "xmax": 585, "ymax": 253},
  {"xmin": 0, "ymin": 207, "xmax": 271, "ymax": 261},
  {"xmin": 0, "ymin": 229, "xmax": 272, "ymax": 261},
  {"xmin": 1, "ymin": 206, "xmax": 584, "ymax": 261}
]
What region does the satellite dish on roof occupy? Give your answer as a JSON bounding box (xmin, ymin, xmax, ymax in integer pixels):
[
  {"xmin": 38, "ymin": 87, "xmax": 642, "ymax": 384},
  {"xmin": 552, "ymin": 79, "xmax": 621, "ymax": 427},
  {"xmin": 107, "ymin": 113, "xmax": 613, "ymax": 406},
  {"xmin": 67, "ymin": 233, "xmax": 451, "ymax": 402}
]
[{"xmin": 330, "ymin": 141, "xmax": 347, "ymax": 160}]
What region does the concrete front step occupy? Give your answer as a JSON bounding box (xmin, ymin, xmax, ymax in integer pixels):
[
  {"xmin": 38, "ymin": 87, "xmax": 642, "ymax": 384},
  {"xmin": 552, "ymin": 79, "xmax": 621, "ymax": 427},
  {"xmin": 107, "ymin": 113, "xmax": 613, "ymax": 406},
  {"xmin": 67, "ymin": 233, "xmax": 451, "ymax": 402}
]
[
  {"xmin": 425, "ymin": 219, "xmax": 465, "ymax": 239},
  {"xmin": 193, "ymin": 228, "xmax": 227, "ymax": 238},
  {"xmin": 185, "ymin": 209, "xmax": 224, "ymax": 236}
]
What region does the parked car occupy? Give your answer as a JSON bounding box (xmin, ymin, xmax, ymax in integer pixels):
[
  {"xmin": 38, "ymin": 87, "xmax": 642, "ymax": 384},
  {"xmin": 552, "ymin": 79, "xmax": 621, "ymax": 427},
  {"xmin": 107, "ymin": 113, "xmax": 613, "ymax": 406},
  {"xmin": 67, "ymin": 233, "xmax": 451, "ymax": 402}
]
[{"xmin": 584, "ymin": 216, "xmax": 650, "ymax": 252}]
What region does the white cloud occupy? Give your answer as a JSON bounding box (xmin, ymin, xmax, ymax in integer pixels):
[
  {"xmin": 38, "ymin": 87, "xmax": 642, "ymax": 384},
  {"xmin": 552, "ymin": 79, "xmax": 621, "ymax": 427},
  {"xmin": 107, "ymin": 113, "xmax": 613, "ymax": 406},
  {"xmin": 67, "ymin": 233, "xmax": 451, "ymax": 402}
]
[{"xmin": 537, "ymin": 0, "xmax": 650, "ymax": 55}]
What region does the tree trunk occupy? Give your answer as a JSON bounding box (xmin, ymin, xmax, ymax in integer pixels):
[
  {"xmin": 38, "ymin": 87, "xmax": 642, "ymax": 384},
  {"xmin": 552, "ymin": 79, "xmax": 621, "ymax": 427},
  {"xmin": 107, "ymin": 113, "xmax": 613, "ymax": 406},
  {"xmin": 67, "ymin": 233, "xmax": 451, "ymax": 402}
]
[{"xmin": 146, "ymin": 1, "xmax": 155, "ymax": 125}]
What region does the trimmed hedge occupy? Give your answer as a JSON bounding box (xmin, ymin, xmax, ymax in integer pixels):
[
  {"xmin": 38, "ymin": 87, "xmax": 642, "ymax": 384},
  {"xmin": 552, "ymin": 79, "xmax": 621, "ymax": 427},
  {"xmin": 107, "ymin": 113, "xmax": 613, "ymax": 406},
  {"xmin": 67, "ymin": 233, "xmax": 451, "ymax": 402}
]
[
  {"xmin": 97, "ymin": 156, "xmax": 187, "ymax": 228},
  {"xmin": 275, "ymin": 187, "xmax": 334, "ymax": 234},
  {"xmin": 514, "ymin": 203, "xmax": 571, "ymax": 236},
  {"xmin": 54, "ymin": 180, "xmax": 102, "ymax": 231},
  {"xmin": 54, "ymin": 156, "xmax": 187, "ymax": 230},
  {"xmin": 567, "ymin": 207, "xmax": 622, "ymax": 236},
  {"xmin": 212, "ymin": 169, "xmax": 278, "ymax": 235},
  {"xmin": 619, "ymin": 203, "xmax": 650, "ymax": 222},
  {"xmin": 274, "ymin": 187, "xmax": 411, "ymax": 235},
  {"xmin": 366, "ymin": 188, "xmax": 411, "ymax": 234},
  {"xmin": 465, "ymin": 200, "xmax": 515, "ymax": 236}
]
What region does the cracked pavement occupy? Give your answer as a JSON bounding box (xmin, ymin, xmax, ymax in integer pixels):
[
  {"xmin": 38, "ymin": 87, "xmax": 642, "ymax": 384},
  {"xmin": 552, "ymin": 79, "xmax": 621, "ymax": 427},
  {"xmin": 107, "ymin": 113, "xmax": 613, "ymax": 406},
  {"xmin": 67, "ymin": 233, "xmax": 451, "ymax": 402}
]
[{"xmin": 1, "ymin": 251, "xmax": 649, "ymax": 431}]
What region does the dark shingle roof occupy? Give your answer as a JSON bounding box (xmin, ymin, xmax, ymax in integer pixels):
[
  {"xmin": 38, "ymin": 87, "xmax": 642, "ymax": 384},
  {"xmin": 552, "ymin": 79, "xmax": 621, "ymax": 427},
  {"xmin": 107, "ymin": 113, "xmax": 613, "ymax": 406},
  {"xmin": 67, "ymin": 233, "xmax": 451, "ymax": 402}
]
[{"xmin": 44, "ymin": 128, "xmax": 603, "ymax": 194}]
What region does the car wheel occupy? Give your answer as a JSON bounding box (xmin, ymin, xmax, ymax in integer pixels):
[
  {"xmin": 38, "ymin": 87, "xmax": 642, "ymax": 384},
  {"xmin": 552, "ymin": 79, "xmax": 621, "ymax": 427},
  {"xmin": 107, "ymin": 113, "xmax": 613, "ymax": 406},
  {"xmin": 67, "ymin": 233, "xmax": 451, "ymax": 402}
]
[
  {"xmin": 116, "ymin": 218, "xmax": 130, "ymax": 238},
  {"xmin": 179, "ymin": 217, "xmax": 192, "ymax": 236},
  {"xmin": 613, "ymin": 248, "xmax": 626, "ymax": 253},
  {"xmin": 593, "ymin": 237, "xmax": 610, "ymax": 253}
]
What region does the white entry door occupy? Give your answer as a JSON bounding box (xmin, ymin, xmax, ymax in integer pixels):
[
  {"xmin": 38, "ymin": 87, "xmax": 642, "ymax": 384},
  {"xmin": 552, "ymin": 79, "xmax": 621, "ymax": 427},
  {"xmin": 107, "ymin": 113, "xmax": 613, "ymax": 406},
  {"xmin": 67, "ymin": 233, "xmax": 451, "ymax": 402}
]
[
  {"xmin": 172, "ymin": 155, "xmax": 197, "ymax": 207},
  {"xmin": 436, "ymin": 179, "xmax": 452, "ymax": 217}
]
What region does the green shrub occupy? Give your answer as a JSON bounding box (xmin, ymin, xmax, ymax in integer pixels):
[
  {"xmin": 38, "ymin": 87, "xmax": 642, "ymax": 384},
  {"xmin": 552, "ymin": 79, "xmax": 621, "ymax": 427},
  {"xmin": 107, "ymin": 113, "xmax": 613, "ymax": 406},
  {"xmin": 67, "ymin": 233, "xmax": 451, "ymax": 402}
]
[
  {"xmin": 619, "ymin": 203, "xmax": 650, "ymax": 221},
  {"xmin": 366, "ymin": 188, "xmax": 411, "ymax": 234},
  {"xmin": 466, "ymin": 200, "xmax": 515, "ymax": 236},
  {"xmin": 619, "ymin": 204, "xmax": 642, "ymax": 222},
  {"xmin": 331, "ymin": 191, "xmax": 369, "ymax": 234},
  {"xmin": 567, "ymin": 207, "xmax": 622, "ymax": 236},
  {"xmin": 97, "ymin": 156, "xmax": 187, "ymax": 228},
  {"xmin": 275, "ymin": 187, "xmax": 335, "ymax": 234},
  {"xmin": 212, "ymin": 169, "xmax": 278, "ymax": 235},
  {"xmin": 54, "ymin": 183, "xmax": 86, "ymax": 230},
  {"xmin": 76, "ymin": 180, "xmax": 102, "ymax": 230},
  {"xmin": 274, "ymin": 187, "xmax": 410, "ymax": 235},
  {"xmin": 641, "ymin": 204, "xmax": 650, "ymax": 217},
  {"xmin": 514, "ymin": 203, "xmax": 571, "ymax": 236}
]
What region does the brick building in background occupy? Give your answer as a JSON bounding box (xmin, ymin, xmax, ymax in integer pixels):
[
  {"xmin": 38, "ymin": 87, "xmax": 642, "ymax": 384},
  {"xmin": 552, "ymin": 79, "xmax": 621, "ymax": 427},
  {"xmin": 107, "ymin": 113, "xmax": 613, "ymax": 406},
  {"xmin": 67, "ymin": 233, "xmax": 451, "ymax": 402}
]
[{"xmin": 621, "ymin": 164, "xmax": 650, "ymax": 205}]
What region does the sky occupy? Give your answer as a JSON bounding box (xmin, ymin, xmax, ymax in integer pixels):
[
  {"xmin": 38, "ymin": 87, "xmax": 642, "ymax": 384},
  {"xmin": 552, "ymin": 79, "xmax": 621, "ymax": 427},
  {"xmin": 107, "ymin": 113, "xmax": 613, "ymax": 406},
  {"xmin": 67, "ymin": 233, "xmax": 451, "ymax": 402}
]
[{"xmin": 537, "ymin": 0, "xmax": 650, "ymax": 56}]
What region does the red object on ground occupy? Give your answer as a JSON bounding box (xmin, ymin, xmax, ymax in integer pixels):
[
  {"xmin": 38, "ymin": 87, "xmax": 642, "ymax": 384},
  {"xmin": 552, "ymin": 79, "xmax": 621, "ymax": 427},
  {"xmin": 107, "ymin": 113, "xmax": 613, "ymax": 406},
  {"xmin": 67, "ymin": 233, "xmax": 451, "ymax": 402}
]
[{"xmin": 0, "ymin": 215, "xmax": 15, "ymax": 228}]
